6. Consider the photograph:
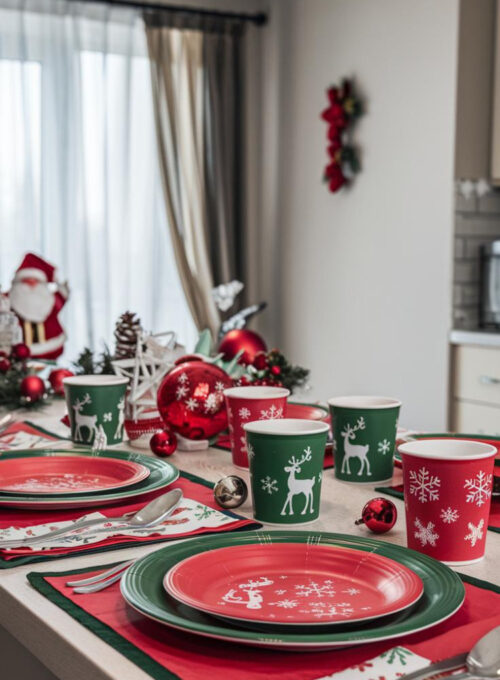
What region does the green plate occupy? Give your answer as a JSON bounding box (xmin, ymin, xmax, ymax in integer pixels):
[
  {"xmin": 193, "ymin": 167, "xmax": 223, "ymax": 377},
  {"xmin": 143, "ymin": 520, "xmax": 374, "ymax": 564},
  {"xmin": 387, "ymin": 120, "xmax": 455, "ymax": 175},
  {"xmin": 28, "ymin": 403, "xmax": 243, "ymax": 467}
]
[
  {"xmin": 0, "ymin": 449, "xmax": 178, "ymax": 509},
  {"xmin": 121, "ymin": 530, "xmax": 464, "ymax": 650},
  {"xmin": 395, "ymin": 433, "xmax": 500, "ymax": 471}
]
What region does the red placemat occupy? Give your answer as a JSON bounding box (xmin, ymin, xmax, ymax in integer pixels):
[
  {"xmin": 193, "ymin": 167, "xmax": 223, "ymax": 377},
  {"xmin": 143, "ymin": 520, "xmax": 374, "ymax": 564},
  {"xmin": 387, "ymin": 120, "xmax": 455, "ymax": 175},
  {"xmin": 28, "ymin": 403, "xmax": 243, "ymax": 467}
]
[
  {"xmin": 0, "ymin": 470, "xmax": 259, "ymax": 568},
  {"xmin": 28, "ymin": 565, "xmax": 500, "ymax": 680},
  {"xmin": 375, "ymin": 467, "xmax": 500, "ymax": 534}
]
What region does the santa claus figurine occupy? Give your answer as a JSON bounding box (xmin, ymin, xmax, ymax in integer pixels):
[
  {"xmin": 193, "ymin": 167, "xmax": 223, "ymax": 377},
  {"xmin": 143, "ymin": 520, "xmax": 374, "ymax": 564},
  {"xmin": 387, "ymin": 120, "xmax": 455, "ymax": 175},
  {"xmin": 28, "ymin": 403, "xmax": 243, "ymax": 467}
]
[{"xmin": 9, "ymin": 253, "xmax": 69, "ymax": 360}]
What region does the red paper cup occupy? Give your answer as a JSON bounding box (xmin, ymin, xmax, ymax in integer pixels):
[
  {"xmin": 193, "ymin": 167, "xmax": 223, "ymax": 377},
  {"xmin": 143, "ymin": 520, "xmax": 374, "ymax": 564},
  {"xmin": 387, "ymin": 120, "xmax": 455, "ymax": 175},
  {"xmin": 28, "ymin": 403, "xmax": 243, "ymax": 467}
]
[
  {"xmin": 399, "ymin": 439, "xmax": 496, "ymax": 565},
  {"xmin": 223, "ymin": 386, "xmax": 290, "ymax": 468}
]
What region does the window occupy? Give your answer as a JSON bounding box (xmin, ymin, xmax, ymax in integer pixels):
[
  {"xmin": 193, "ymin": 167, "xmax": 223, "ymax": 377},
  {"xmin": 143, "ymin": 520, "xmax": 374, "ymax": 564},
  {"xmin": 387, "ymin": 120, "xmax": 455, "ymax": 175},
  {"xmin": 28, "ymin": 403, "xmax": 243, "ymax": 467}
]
[{"xmin": 0, "ymin": 5, "xmax": 197, "ymax": 360}]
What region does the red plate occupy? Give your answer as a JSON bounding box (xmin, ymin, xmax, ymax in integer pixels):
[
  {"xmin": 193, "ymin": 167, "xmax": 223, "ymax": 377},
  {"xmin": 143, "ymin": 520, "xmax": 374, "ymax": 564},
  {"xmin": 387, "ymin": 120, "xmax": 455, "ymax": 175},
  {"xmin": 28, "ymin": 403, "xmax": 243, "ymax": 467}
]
[
  {"xmin": 163, "ymin": 542, "xmax": 423, "ymax": 626},
  {"xmin": 0, "ymin": 455, "xmax": 149, "ymax": 495},
  {"xmin": 286, "ymin": 402, "xmax": 330, "ymax": 422}
]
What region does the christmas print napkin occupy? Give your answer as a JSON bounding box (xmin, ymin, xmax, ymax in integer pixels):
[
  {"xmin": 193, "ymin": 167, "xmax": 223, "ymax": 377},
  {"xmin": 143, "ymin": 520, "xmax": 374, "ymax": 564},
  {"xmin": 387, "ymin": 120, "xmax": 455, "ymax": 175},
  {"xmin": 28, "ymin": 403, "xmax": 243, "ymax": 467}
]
[
  {"xmin": 0, "ymin": 498, "xmax": 239, "ymax": 550},
  {"xmin": 0, "ymin": 420, "xmax": 64, "ymax": 451},
  {"xmin": 316, "ymin": 647, "xmax": 431, "ymax": 680}
]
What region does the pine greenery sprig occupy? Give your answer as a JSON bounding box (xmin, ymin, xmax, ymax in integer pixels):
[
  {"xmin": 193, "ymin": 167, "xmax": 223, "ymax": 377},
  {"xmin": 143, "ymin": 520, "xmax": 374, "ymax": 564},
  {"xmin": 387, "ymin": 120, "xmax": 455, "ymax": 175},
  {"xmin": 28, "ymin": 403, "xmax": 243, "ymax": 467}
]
[{"xmin": 73, "ymin": 346, "xmax": 115, "ymax": 375}]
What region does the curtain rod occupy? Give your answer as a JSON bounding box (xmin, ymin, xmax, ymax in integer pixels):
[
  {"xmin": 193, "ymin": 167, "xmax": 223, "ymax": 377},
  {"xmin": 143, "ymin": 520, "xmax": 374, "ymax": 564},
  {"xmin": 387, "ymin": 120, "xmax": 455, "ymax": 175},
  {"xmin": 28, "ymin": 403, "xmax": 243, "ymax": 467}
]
[{"xmin": 75, "ymin": 0, "xmax": 267, "ymax": 25}]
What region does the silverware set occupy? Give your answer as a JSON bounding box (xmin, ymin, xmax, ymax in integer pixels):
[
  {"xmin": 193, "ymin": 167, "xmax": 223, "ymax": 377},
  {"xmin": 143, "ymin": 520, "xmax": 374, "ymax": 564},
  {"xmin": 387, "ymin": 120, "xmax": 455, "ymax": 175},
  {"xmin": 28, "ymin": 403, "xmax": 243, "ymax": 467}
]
[
  {"xmin": 66, "ymin": 560, "xmax": 135, "ymax": 593},
  {"xmin": 0, "ymin": 488, "xmax": 183, "ymax": 549}
]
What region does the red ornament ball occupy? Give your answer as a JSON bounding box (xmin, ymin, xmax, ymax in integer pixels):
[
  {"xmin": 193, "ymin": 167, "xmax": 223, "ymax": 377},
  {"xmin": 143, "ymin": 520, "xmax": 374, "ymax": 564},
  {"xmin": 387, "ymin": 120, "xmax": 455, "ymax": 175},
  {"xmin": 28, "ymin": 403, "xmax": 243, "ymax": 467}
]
[
  {"xmin": 0, "ymin": 357, "xmax": 11, "ymax": 373},
  {"xmin": 49, "ymin": 368, "xmax": 75, "ymax": 396},
  {"xmin": 218, "ymin": 329, "xmax": 267, "ymax": 365},
  {"xmin": 252, "ymin": 351, "xmax": 268, "ymax": 371},
  {"xmin": 11, "ymin": 343, "xmax": 30, "ymax": 361},
  {"xmin": 157, "ymin": 361, "xmax": 233, "ymax": 440},
  {"xmin": 270, "ymin": 365, "xmax": 281, "ymax": 376},
  {"xmin": 355, "ymin": 497, "xmax": 397, "ymax": 534},
  {"xmin": 20, "ymin": 375, "xmax": 46, "ymax": 402},
  {"xmin": 150, "ymin": 430, "xmax": 177, "ymax": 457}
]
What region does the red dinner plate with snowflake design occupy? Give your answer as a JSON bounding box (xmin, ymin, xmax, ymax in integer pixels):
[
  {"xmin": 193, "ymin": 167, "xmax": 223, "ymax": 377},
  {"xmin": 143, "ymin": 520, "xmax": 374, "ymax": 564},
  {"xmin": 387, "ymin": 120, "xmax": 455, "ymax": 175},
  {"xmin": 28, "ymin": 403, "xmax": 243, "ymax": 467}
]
[
  {"xmin": 286, "ymin": 402, "xmax": 330, "ymax": 422},
  {"xmin": 0, "ymin": 455, "xmax": 149, "ymax": 495},
  {"xmin": 163, "ymin": 542, "xmax": 423, "ymax": 626}
]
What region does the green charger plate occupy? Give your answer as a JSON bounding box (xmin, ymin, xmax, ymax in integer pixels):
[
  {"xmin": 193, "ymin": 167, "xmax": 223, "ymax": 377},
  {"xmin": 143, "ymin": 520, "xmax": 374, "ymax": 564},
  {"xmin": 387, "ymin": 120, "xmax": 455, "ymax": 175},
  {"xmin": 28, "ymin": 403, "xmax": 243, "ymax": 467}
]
[
  {"xmin": 121, "ymin": 530, "xmax": 465, "ymax": 651},
  {"xmin": 0, "ymin": 449, "xmax": 178, "ymax": 508}
]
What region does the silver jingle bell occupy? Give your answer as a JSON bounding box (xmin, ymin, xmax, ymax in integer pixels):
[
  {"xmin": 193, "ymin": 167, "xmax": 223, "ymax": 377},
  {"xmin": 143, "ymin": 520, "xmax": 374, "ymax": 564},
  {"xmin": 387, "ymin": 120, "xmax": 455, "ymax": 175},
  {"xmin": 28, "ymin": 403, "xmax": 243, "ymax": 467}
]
[{"xmin": 214, "ymin": 475, "xmax": 248, "ymax": 509}]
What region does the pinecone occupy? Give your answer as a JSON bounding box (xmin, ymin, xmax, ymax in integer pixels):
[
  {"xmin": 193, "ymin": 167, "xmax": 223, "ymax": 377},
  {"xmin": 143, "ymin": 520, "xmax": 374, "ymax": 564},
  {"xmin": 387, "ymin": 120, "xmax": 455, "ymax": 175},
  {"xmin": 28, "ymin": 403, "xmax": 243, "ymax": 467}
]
[{"xmin": 114, "ymin": 311, "xmax": 142, "ymax": 360}]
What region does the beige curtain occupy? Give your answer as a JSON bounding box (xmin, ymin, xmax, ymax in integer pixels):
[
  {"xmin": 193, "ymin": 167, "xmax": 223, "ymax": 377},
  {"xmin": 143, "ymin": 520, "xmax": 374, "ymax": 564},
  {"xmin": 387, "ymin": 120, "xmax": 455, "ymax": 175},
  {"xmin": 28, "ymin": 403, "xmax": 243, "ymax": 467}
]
[{"xmin": 145, "ymin": 23, "xmax": 220, "ymax": 337}]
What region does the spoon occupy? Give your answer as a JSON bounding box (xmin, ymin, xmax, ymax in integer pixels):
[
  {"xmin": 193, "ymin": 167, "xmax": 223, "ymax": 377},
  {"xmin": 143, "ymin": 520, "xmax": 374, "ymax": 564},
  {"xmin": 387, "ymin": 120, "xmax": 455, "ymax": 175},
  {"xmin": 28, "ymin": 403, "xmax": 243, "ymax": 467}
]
[
  {"xmin": 0, "ymin": 488, "xmax": 183, "ymax": 549},
  {"xmin": 403, "ymin": 625, "xmax": 500, "ymax": 680}
]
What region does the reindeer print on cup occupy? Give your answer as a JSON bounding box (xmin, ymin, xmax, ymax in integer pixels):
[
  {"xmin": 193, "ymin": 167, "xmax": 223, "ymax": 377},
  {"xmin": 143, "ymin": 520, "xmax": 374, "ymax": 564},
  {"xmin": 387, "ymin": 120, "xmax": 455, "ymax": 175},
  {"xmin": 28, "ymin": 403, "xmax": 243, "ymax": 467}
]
[
  {"xmin": 329, "ymin": 396, "xmax": 401, "ymax": 484},
  {"xmin": 281, "ymin": 447, "xmax": 316, "ymax": 516},
  {"xmin": 72, "ymin": 394, "xmax": 98, "ymax": 443},
  {"xmin": 340, "ymin": 417, "xmax": 371, "ymax": 476}
]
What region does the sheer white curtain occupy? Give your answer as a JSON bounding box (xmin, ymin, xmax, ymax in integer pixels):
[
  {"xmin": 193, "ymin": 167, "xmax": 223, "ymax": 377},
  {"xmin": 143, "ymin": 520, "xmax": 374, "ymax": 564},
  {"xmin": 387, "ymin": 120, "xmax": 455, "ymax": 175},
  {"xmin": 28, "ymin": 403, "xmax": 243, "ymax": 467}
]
[{"xmin": 0, "ymin": 0, "xmax": 197, "ymax": 360}]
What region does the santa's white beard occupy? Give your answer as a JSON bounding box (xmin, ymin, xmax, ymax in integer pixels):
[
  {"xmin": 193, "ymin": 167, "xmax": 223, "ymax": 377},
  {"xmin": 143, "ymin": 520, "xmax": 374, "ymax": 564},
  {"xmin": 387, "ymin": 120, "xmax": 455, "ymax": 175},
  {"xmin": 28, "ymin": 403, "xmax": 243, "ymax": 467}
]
[{"xmin": 10, "ymin": 281, "xmax": 55, "ymax": 323}]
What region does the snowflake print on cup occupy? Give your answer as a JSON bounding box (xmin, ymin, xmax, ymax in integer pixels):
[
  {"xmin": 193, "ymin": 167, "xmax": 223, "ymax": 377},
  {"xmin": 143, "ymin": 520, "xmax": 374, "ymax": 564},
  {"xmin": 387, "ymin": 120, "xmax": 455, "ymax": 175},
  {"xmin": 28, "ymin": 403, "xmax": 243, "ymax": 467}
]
[
  {"xmin": 464, "ymin": 519, "xmax": 484, "ymax": 547},
  {"xmin": 414, "ymin": 518, "xmax": 439, "ymax": 547},
  {"xmin": 409, "ymin": 467, "xmax": 440, "ymax": 503},
  {"xmin": 238, "ymin": 407, "xmax": 251, "ymax": 420},
  {"xmin": 261, "ymin": 476, "xmax": 279, "ymax": 494},
  {"xmin": 260, "ymin": 404, "xmax": 283, "ymax": 420},
  {"xmin": 440, "ymin": 507, "xmax": 459, "ymax": 524},
  {"xmin": 464, "ymin": 471, "xmax": 492, "ymax": 507},
  {"xmin": 378, "ymin": 439, "xmax": 391, "ymax": 455}
]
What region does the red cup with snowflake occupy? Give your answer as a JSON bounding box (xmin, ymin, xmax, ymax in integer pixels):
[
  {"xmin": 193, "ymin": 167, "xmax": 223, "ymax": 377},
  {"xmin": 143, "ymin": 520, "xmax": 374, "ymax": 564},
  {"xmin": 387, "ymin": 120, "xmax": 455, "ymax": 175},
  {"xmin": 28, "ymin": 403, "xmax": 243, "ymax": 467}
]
[
  {"xmin": 399, "ymin": 439, "xmax": 496, "ymax": 565},
  {"xmin": 223, "ymin": 386, "xmax": 290, "ymax": 468}
]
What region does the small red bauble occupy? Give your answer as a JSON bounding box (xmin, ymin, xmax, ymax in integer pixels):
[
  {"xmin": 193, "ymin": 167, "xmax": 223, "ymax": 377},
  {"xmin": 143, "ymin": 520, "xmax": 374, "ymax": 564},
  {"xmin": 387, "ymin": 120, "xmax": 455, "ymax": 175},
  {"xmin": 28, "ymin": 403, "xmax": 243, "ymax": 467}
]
[
  {"xmin": 157, "ymin": 361, "xmax": 233, "ymax": 440},
  {"xmin": 218, "ymin": 329, "xmax": 267, "ymax": 365},
  {"xmin": 252, "ymin": 352, "xmax": 268, "ymax": 371},
  {"xmin": 11, "ymin": 343, "xmax": 30, "ymax": 361},
  {"xmin": 0, "ymin": 357, "xmax": 11, "ymax": 373},
  {"xmin": 150, "ymin": 430, "xmax": 177, "ymax": 457},
  {"xmin": 49, "ymin": 368, "xmax": 75, "ymax": 396},
  {"xmin": 355, "ymin": 497, "xmax": 397, "ymax": 534},
  {"xmin": 270, "ymin": 365, "xmax": 281, "ymax": 376},
  {"xmin": 20, "ymin": 375, "xmax": 46, "ymax": 402},
  {"xmin": 0, "ymin": 350, "xmax": 8, "ymax": 358}
]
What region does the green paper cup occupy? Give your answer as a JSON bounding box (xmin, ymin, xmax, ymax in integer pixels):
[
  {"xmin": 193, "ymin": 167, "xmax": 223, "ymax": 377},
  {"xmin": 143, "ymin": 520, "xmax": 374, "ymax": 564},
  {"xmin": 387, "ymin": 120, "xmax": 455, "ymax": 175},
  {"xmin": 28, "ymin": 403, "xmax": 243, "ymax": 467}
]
[
  {"xmin": 328, "ymin": 396, "xmax": 401, "ymax": 484},
  {"xmin": 63, "ymin": 375, "xmax": 129, "ymax": 446},
  {"xmin": 244, "ymin": 418, "xmax": 329, "ymax": 526}
]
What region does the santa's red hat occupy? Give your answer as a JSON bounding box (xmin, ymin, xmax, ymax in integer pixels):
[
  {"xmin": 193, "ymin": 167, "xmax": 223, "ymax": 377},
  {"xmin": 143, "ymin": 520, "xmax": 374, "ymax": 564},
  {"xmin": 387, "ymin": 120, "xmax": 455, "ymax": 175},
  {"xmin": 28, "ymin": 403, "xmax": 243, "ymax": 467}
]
[{"xmin": 13, "ymin": 253, "xmax": 56, "ymax": 284}]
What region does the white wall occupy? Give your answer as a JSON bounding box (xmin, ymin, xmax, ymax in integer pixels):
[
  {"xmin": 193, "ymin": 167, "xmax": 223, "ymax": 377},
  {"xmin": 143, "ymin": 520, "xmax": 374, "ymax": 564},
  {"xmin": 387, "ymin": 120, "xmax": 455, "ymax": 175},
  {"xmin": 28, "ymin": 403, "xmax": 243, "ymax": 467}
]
[{"xmin": 266, "ymin": 0, "xmax": 459, "ymax": 429}]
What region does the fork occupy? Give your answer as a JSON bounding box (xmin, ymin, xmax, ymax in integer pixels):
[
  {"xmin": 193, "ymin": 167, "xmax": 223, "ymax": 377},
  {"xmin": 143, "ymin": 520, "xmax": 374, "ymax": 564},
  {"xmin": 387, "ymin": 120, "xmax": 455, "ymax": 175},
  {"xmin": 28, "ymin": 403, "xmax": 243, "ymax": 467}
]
[{"xmin": 66, "ymin": 560, "xmax": 134, "ymax": 593}]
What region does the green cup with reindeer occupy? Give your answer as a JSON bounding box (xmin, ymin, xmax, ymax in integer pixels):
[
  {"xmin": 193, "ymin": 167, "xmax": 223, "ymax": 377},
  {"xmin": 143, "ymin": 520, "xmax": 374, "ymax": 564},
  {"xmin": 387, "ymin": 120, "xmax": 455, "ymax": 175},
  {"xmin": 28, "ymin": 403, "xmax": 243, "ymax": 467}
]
[
  {"xmin": 63, "ymin": 375, "xmax": 129, "ymax": 447},
  {"xmin": 243, "ymin": 419, "xmax": 329, "ymax": 525},
  {"xmin": 328, "ymin": 396, "xmax": 401, "ymax": 484}
]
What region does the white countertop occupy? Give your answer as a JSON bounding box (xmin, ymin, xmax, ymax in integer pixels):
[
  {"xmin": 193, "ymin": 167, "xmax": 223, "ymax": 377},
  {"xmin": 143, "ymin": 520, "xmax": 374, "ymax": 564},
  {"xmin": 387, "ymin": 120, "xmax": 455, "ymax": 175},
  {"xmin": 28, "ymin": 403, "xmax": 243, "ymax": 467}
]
[
  {"xmin": 0, "ymin": 404, "xmax": 499, "ymax": 680},
  {"xmin": 450, "ymin": 329, "xmax": 500, "ymax": 347}
]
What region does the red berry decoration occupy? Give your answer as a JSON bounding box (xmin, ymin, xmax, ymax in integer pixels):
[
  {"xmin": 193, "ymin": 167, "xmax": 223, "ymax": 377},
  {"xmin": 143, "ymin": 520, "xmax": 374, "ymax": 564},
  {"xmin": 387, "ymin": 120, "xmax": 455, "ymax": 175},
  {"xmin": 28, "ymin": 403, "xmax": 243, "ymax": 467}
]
[
  {"xmin": 157, "ymin": 361, "xmax": 233, "ymax": 440},
  {"xmin": 253, "ymin": 352, "xmax": 268, "ymax": 371},
  {"xmin": 218, "ymin": 329, "xmax": 267, "ymax": 365},
  {"xmin": 270, "ymin": 365, "xmax": 281, "ymax": 376},
  {"xmin": 150, "ymin": 430, "xmax": 177, "ymax": 457},
  {"xmin": 355, "ymin": 497, "xmax": 397, "ymax": 534},
  {"xmin": 48, "ymin": 368, "xmax": 74, "ymax": 396},
  {"xmin": 0, "ymin": 357, "xmax": 11, "ymax": 373},
  {"xmin": 20, "ymin": 375, "xmax": 46, "ymax": 403},
  {"xmin": 11, "ymin": 343, "xmax": 30, "ymax": 361}
]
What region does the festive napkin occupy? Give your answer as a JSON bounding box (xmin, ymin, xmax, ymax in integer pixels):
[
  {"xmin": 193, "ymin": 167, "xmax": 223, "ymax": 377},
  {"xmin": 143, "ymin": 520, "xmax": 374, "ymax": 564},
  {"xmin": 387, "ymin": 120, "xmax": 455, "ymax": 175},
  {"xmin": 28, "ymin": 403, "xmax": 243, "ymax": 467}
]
[
  {"xmin": 27, "ymin": 569, "xmax": 500, "ymax": 680},
  {"xmin": 0, "ymin": 471, "xmax": 259, "ymax": 568},
  {"xmin": 376, "ymin": 466, "xmax": 500, "ymax": 534},
  {"xmin": 0, "ymin": 420, "xmax": 65, "ymax": 451}
]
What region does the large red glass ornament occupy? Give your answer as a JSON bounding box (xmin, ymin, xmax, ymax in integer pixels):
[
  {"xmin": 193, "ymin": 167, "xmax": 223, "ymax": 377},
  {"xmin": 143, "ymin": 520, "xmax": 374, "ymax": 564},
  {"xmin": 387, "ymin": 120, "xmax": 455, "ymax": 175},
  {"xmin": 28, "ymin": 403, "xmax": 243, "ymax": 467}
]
[
  {"xmin": 157, "ymin": 361, "xmax": 233, "ymax": 440},
  {"xmin": 218, "ymin": 329, "xmax": 267, "ymax": 365},
  {"xmin": 355, "ymin": 497, "xmax": 397, "ymax": 534},
  {"xmin": 49, "ymin": 368, "xmax": 74, "ymax": 396},
  {"xmin": 20, "ymin": 375, "xmax": 46, "ymax": 402}
]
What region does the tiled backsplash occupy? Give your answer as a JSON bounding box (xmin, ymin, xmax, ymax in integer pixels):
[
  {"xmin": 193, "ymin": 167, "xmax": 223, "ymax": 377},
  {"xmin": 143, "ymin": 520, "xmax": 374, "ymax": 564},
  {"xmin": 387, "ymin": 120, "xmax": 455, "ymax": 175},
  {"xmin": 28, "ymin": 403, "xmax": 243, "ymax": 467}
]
[{"xmin": 453, "ymin": 190, "xmax": 500, "ymax": 329}]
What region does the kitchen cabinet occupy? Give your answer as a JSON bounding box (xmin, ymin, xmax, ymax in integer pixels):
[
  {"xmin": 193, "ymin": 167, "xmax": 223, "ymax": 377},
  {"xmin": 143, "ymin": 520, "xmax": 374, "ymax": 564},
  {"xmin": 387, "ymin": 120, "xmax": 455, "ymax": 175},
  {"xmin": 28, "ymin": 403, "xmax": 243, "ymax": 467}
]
[{"xmin": 450, "ymin": 343, "xmax": 500, "ymax": 432}]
